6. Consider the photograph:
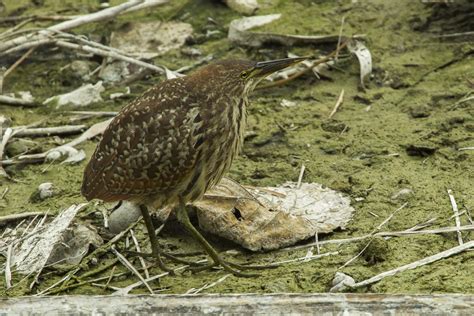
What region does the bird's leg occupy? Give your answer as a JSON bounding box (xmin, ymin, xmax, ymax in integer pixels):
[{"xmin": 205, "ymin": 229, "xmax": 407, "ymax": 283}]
[
  {"xmin": 139, "ymin": 204, "xmax": 174, "ymax": 274},
  {"xmin": 175, "ymin": 198, "xmax": 258, "ymax": 277}
]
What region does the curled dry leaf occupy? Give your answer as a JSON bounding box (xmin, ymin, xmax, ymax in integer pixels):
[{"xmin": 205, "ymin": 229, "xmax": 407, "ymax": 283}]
[
  {"xmin": 347, "ymin": 40, "xmax": 372, "ymax": 88},
  {"xmin": 194, "ymin": 178, "xmax": 354, "ymax": 251},
  {"xmin": 43, "ymin": 81, "xmax": 104, "ymax": 109}
]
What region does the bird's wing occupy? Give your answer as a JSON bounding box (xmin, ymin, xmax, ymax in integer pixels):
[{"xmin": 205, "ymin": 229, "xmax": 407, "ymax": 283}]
[{"xmin": 82, "ymin": 80, "xmax": 203, "ymax": 202}]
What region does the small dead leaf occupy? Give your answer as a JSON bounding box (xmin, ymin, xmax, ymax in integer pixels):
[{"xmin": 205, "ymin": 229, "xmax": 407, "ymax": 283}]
[
  {"xmin": 43, "ymin": 81, "xmax": 104, "ymax": 109},
  {"xmin": 347, "ymin": 40, "xmax": 372, "ymax": 88}
]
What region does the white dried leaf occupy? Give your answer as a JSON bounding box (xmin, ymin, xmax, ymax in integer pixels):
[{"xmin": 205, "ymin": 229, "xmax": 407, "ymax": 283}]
[
  {"xmin": 37, "ymin": 182, "xmax": 54, "ymax": 200},
  {"xmin": 11, "ymin": 204, "xmax": 87, "ymax": 274},
  {"xmin": 330, "ymin": 272, "xmax": 356, "ymax": 292},
  {"xmin": 228, "ymin": 14, "xmax": 281, "ymax": 47},
  {"xmin": 43, "ymin": 81, "xmax": 104, "ymax": 109},
  {"xmin": 61, "ymin": 149, "xmax": 86, "ymax": 164},
  {"xmin": 224, "ymin": 0, "xmax": 259, "ymax": 15},
  {"xmin": 45, "ymin": 145, "xmax": 79, "ymax": 162},
  {"xmin": 347, "ymin": 40, "xmax": 372, "ymax": 88},
  {"xmin": 280, "ymin": 99, "xmax": 298, "ymax": 107},
  {"xmin": 164, "ymin": 67, "xmax": 185, "ymax": 80}
]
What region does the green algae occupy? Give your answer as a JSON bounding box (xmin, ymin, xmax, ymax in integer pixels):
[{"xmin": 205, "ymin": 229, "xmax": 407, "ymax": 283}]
[{"xmin": 1, "ymin": 0, "xmax": 473, "ymax": 296}]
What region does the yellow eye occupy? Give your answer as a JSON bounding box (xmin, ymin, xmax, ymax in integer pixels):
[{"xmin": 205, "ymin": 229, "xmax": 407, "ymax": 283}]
[{"xmin": 240, "ymin": 71, "xmax": 249, "ymax": 79}]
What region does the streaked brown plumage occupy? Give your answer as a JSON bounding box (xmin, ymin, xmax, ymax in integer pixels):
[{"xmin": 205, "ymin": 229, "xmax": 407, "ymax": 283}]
[{"xmin": 82, "ymin": 57, "xmax": 305, "ymax": 276}]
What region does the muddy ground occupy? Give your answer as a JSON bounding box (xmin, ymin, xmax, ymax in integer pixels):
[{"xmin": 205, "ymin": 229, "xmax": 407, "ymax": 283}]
[{"xmin": 0, "ymin": 0, "xmax": 473, "ymax": 295}]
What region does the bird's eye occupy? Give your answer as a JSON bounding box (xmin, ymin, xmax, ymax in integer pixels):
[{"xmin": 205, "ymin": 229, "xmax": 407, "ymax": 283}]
[{"xmin": 240, "ymin": 71, "xmax": 249, "ymax": 79}]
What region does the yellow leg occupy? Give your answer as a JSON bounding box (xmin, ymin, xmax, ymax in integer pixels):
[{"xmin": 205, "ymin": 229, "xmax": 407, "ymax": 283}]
[
  {"xmin": 175, "ymin": 198, "xmax": 258, "ymax": 277},
  {"xmin": 139, "ymin": 204, "xmax": 174, "ymax": 274}
]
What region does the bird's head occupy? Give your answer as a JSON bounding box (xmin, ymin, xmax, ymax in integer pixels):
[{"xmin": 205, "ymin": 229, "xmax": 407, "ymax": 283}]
[{"xmin": 190, "ymin": 57, "xmax": 307, "ymax": 97}]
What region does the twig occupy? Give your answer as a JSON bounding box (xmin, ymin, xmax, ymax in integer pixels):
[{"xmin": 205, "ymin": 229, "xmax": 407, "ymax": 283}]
[
  {"xmin": 12, "ymin": 125, "xmax": 86, "ymax": 137},
  {"xmin": 435, "ymin": 31, "xmax": 474, "ymax": 39},
  {"xmin": 3, "ymin": 47, "xmax": 36, "ymax": 79},
  {"xmin": 447, "ymin": 189, "xmax": 463, "ymax": 245},
  {"xmin": 458, "ymin": 147, "xmax": 474, "ymax": 151},
  {"xmin": 110, "ymin": 246, "xmax": 154, "ymax": 294},
  {"xmin": 247, "ymin": 251, "xmax": 339, "ymax": 269},
  {"xmin": 0, "ymin": 18, "xmax": 35, "ymax": 39},
  {"xmin": 0, "ymin": 127, "xmax": 13, "ymax": 177},
  {"xmin": 335, "ymin": 16, "xmax": 346, "ymax": 61},
  {"xmin": 328, "ymin": 89, "xmax": 345, "ymax": 118},
  {"xmin": 296, "ymin": 164, "xmax": 305, "ymax": 189},
  {"xmin": 130, "ymin": 229, "xmax": 149, "ymax": 279},
  {"xmin": 103, "ymin": 266, "xmax": 117, "ymax": 293},
  {"xmin": 279, "ymin": 224, "xmax": 474, "ymax": 253},
  {"xmin": 190, "ymin": 274, "xmax": 232, "ymax": 295},
  {"xmin": 0, "ymin": 95, "xmax": 37, "ymax": 107},
  {"xmin": 5, "ymin": 244, "xmax": 13, "ymax": 289},
  {"xmin": 35, "ymin": 274, "xmax": 72, "ymax": 296},
  {"xmin": 0, "ymin": 0, "xmax": 144, "ymax": 53},
  {"xmin": 112, "ymin": 259, "xmax": 208, "ymax": 295},
  {"xmin": 0, "ymin": 212, "xmax": 45, "ymax": 225},
  {"xmin": 66, "ymin": 111, "xmax": 117, "ymax": 117},
  {"xmin": 339, "ymin": 203, "xmax": 408, "ymax": 268},
  {"xmin": 466, "ymin": 207, "xmax": 473, "ymax": 225},
  {"xmin": 350, "ymin": 240, "xmax": 474, "ymax": 289},
  {"xmin": 0, "ymin": 187, "xmax": 8, "ymax": 199},
  {"xmin": 54, "ymin": 40, "xmax": 165, "ymax": 74},
  {"xmin": 2, "ymin": 119, "xmax": 111, "ymax": 167}
]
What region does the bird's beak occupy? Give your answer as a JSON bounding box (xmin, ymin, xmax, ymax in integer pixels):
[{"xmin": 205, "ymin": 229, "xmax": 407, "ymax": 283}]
[{"xmin": 254, "ymin": 57, "xmax": 307, "ymax": 77}]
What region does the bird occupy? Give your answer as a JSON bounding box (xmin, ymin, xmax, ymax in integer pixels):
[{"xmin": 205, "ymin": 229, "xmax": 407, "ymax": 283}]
[{"xmin": 81, "ymin": 57, "xmax": 306, "ymax": 276}]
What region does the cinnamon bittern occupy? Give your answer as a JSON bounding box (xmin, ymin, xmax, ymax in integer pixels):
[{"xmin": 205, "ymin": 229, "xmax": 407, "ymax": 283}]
[{"xmin": 81, "ymin": 57, "xmax": 305, "ymax": 276}]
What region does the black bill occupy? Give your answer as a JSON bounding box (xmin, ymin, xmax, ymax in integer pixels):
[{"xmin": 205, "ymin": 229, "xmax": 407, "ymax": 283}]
[{"xmin": 255, "ymin": 57, "xmax": 307, "ymax": 77}]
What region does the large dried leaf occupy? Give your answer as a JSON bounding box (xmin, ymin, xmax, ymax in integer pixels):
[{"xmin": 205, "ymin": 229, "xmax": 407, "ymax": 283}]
[{"xmin": 194, "ymin": 178, "xmax": 354, "ymax": 251}]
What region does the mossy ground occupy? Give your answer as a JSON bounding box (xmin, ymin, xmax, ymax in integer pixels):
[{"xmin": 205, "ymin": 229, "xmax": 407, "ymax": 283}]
[{"xmin": 0, "ymin": 0, "xmax": 473, "ymax": 295}]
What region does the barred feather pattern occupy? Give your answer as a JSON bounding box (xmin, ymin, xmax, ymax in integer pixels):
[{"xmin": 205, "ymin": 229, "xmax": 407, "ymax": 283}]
[{"xmin": 81, "ymin": 60, "xmax": 255, "ymax": 209}]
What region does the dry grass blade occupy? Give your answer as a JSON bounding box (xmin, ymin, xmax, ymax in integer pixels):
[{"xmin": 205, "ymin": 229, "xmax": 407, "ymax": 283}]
[
  {"xmin": 130, "ymin": 229, "xmax": 149, "ymax": 278},
  {"xmin": 328, "ymin": 89, "xmax": 345, "ymax": 118},
  {"xmin": 447, "ymin": 189, "xmax": 463, "ymax": 245},
  {"xmin": 110, "ymin": 246, "xmax": 154, "ymax": 294},
  {"xmin": 191, "ymin": 274, "xmax": 232, "ymax": 294},
  {"xmin": 351, "ymin": 240, "xmax": 474, "ymax": 289}
]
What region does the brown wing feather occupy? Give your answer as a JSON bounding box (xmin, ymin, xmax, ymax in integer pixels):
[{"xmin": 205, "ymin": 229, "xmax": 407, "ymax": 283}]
[{"xmin": 81, "ymin": 78, "xmax": 201, "ymax": 202}]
